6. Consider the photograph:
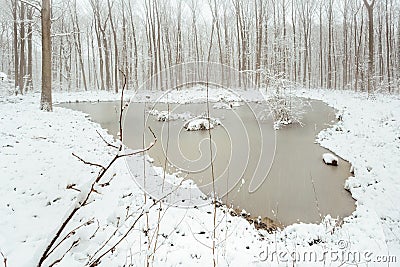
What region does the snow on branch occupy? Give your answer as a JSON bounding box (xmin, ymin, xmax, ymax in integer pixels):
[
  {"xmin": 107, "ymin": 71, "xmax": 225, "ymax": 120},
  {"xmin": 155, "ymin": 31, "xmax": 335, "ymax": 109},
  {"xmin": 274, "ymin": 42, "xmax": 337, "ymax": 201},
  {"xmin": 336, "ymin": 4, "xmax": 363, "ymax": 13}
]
[
  {"xmin": 258, "ymin": 69, "xmax": 306, "ymax": 129},
  {"xmin": 35, "ymin": 71, "xmax": 157, "ymax": 267},
  {"xmin": 20, "ymin": 0, "xmax": 41, "ymax": 12},
  {"xmin": 51, "ymin": 31, "xmax": 82, "ymax": 38}
]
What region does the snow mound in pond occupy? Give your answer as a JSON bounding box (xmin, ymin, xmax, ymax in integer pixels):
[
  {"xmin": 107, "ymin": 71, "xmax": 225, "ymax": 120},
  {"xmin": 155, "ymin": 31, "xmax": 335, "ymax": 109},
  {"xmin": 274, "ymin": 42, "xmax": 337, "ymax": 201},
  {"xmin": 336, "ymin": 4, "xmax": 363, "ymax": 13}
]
[
  {"xmin": 213, "ymin": 101, "xmax": 242, "ymax": 109},
  {"xmin": 184, "ymin": 117, "xmax": 221, "ymax": 131},
  {"xmin": 213, "ymin": 102, "xmax": 232, "ymax": 109},
  {"xmin": 322, "ymin": 153, "xmax": 339, "ymax": 166},
  {"xmin": 148, "ymin": 109, "xmax": 192, "ymax": 121}
]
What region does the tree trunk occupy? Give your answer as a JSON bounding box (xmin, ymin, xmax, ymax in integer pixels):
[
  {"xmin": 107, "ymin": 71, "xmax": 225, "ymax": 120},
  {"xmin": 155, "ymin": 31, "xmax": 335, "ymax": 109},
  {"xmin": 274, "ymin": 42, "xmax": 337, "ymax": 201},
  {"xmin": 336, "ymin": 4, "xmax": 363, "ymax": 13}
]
[
  {"xmin": 363, "ymin": 0, "xmax": 375, "ymax": 94},
  {"xmin": 27, "ymin": 7, "xmax": 33, "ymax": 91},
  {"xmin": 72, "ymin": 0, "xmax": 87, "ymax": 91},
  {"xmin": 327, "ymin": 0, "xmax": 332, "ymax": 89},
  {"xmin": 385, "ymin": 0, "xmax": 391, "ymax": 92},
  {"xmin": 107, "ymin": 0, "xmax": 118, "ymax": 93},
  {"xmin": 19, "ymin": 2, "xmax": 25, "ymax": 94},
  {"xmin": 12, "ymin": 0, "xmax": 19, "ymax": 91},
  {"xmin": 40, "ymin": 0, "xmax": 52, "ymax": 111}
]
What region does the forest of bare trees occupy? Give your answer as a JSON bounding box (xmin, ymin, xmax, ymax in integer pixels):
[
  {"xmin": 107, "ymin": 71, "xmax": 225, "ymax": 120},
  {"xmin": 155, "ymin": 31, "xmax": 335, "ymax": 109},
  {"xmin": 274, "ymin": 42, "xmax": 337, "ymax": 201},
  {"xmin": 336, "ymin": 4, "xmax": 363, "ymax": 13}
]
[{"xmin": 1, "ymin": 0, "xmax": 400, "ymax": 93}]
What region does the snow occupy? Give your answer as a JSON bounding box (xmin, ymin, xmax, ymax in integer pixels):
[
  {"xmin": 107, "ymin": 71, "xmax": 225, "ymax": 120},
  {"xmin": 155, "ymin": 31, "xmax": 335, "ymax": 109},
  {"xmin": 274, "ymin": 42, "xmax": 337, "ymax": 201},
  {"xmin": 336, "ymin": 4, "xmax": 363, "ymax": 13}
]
[
  {"xmin": 0, "ymin": 88, "xmax": 399, "ymax": 266},
  {"xmin": 322, "ymin": 153, "xmax": 339, "ymax": 166},
  {"xmin": 185, "ymin": 118, "xmax": 213, "ymax": 131},
  {"xmin": 0, "ymin": 72, "xmax": 7, "ymax": 80},
  {"xmin": 148, "ymin": 109, "xmax": 192, "ymax": 122},
  {"xmin": 184, "ymin": 117, "xmax": 222, "ymax": 131}
]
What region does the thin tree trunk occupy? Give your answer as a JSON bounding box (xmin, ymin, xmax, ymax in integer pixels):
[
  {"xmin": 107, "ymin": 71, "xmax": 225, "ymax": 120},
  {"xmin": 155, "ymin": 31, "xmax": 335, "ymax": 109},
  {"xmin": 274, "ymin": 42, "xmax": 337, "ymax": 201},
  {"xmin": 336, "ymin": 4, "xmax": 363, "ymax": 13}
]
[
  {"xmin": 19, "ymin": 2, "xmax": 25, "ymax": 94},
  {"xmin": 363, "ymin": 0, "xmax": 375, "ymax": 94},
  {"xmin": 12, "ymin": 0, "xmax": 19, "ymax": 91},
  {"xmin": 107, "ymin": 0, "xmax": 118, "ymax": 93},
  {"xmin": 40, "ymin": 0, "xmax": 52, "ymax": 111},
  {"xmin": 27, "ymin": 6, "xmax": 33, "ymax": 91},
  {"xmin": 72, "ymin": 0, "xmax": 87, "ymax": 91}
]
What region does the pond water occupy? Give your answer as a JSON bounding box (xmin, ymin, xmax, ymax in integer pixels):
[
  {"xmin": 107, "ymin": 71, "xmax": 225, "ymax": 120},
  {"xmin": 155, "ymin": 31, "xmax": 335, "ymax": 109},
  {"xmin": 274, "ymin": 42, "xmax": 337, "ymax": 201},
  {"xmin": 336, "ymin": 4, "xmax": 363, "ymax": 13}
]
[{"xmin": 60, "ymin": 99, "xmax": 355, "ymax": 226}]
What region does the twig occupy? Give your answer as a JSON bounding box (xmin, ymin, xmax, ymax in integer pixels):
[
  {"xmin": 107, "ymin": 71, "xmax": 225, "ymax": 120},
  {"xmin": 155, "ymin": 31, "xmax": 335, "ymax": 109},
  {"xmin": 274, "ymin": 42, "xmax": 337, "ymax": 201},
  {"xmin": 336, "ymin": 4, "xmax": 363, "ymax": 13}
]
[
  {"xmin": 88, "ymin": 211, "xmax": 146, "ymax": 267},
  {"xmin": 309, "ymin": 172, "xmax": 322, "ymax": 221},
  {"xmin": 87, "ymin": 184, "xmax": 180, "ymax": 267},
  {"xmin": 96, "ymin": 130, "xmax": 119, "ymax": 149},
  {"xmin": 89, "ymin": 220, "xmax": 101, "ymax": 239},
  {"xmin": 51, "ymin": 31, "xmax": 81, "ymax": 38},
  {"xmin": 147, "ymin": 198, "xmax": 189, "ymax": 257},
  {"xmin": 46, "ymin": 219, "xmax": 94, "ymax": 258},
  {"xmin": 66, "ymin": 183, "xmax": 81, "ymax": 192},
  {"xmin": 48, "ymin": 239, "xmax": 79, "ymax": 267},
  {"xmin": 36, "ymin": 69, "xmax": 156, "ymax": 267},
  {"xmin": 20, "ymin": 0, "xmax": 41, "ymax": 12},
  {"xmin": 118, "ymin": 70, "xmax": 127, "ymax": 143},
  {"xmin": 117, "ymin": 127, "xmax": 157, "ymax": 158},
  {"xmin": 98, "ymin": 173, "xmax": 116, "ymax": 187},
  {"xmin": 72, "ymin": 153, "xmax": 106, "ymax": 170},
  {"xmin": 38, "ymin": 131, "xmax": 156, "ymax": 266},
  {"xmin": 206, "ymin": 26, "xmax": 218, "ymax": 266},
  {"xmin": 150, "ymin": 109, "xmax": 173, "ymax": 262},
  {"xmin": 149, "ymin": 202, "xmax": 162, "ymax": 264},
  {"xmin": 0, "ymin": 251, "xmax": 6, "ymax": 267},
  {"xmin": 142, "ymin": 98, "xmax": 152, "ymax": 267},
  {"xmin": 88, "ymin": 218, "xmax": 121, "ymax": 262}
]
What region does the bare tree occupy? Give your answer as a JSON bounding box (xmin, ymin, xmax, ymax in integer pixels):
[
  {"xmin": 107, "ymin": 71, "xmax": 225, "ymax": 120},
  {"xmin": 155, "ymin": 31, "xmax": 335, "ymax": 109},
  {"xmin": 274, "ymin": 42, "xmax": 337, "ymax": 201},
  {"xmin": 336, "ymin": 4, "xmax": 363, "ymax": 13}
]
[
  {"xmin": 363, "ymin": 0, "xmax": 375, "ymax": 94},
  {"xmin": 70, "ymin": 0, "xmax": 88, "ymax": 91},
  {"xmin": 19, "ymin": 2, "xmax": 25, "ymax": 94},
  {"xmin": 40, "ymin": 0, "xmax": 52, "ymax": 111},
  {"xmin": 326, "ymin": 0, "xmax": 333, "ymax": 89},
  {"xmin": 12, "ymin": 0, "xmax": 18, "ymax": 90},
  {"xmin": 26, "ymin": 6, "xmax": 33, "ymax": 91},
  {"xmin": 2, "ymin": 0, "xmax": 400, "ymax": 93},
  {"xmin": 107, "ymin": 0, "xmax": 119, "ymax": 93}
]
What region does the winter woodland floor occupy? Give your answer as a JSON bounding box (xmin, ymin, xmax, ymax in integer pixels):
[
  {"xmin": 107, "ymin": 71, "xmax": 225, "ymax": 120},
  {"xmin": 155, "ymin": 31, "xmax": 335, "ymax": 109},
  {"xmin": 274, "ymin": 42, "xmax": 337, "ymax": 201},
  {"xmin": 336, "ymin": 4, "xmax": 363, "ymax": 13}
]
[{"xmin": 0, "ymin": 88, "xmax": 399, "ymax": 266}]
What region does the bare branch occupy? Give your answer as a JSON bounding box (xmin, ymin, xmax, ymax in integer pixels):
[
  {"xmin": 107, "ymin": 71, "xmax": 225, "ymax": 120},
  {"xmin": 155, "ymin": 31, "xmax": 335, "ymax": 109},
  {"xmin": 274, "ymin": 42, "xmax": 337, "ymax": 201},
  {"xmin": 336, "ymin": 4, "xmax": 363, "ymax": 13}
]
[
  {"xmin": 117, "ymin": 127, "xmax": 157, "ymax": 158},
  {"xmin": 88, "ymin": 218, "xmax": 121, "ymax": 262},
  {"xmin": 118, "ymin": 70, "xmax": 127, "ymax": 143},
  {"xmin": 37, "ymin": 74, "xmax": 156, "ymax": 266},
  {"xmin": 87, "ymin": 183, "xmax": 181, "ymax": 267},
  {"xmin": 20, "ymin": 0, "xmax": 41, "ymax": 12},
  {"xmin": 0, "ymin": 251, "xmax": 7, "ymax": 267},
  {"xmin": 51, "ymin": 31, "xmax": 81, "ymax": 38},
  {"xmin": 66, "ymin": 183, "xmax": 81, "ymax": 192},
  {"xmin": 71, "ymin": 153, "xmax": 106, "ymax": 170},
  {"xmin": 47, "ymin": 219, "xmax": 94, "ymax": 258},
  {"xmin": 96, "ymin": 130, "xmax": 119, "ymax": 149},
  {"xmin": 98, "ymin": 173, "xmax": 116, "ymax": 187},
  {"xmin": 48, "ymin": 239, "xmax": 79, "ymax": 267}
]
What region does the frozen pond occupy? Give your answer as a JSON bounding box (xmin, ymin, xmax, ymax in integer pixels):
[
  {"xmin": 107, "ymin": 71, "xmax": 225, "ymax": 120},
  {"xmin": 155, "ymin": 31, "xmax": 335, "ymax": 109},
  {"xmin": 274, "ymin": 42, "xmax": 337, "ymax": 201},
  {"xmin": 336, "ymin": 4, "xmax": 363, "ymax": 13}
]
[{"xmin": 60, "ymin": 99, "xmax": 355, "ymax": 226}]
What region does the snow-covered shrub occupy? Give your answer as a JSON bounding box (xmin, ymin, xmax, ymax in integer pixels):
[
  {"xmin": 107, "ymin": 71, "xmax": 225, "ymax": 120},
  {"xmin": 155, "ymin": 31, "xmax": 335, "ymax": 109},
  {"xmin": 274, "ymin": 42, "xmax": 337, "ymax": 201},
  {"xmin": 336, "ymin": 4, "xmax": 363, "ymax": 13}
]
[{"xmin": 258, "ymin": 70, "xmax": 306, "ymax": 129}]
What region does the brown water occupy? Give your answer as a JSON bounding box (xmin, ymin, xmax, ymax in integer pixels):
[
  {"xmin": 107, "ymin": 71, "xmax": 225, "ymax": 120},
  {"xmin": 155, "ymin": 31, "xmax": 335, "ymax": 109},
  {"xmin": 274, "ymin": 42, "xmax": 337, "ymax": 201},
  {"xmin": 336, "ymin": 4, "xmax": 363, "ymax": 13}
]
[{"xmin": 60, "ymin": 99, "xmax": 355, "ymax": 226}]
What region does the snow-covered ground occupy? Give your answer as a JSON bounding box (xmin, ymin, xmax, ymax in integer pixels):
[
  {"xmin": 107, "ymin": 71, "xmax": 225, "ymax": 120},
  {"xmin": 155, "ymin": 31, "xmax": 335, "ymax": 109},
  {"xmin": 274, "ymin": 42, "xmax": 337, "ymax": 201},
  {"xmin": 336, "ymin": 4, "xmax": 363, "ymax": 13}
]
[{"xmin": 0, "ymin": 88, "xmax": 399, "ymax": 266}]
